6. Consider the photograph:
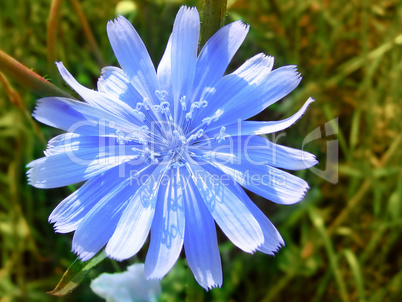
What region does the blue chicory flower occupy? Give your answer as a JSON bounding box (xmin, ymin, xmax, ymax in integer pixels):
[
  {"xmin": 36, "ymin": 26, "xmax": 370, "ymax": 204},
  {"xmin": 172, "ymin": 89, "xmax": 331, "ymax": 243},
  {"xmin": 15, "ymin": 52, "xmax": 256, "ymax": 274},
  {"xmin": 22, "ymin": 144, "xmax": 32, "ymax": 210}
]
[
  {"xmin": 27, "ymin": 6, "xmax": 317, "ymax": 289},
  {"xmin": 90, "ymin": 263, "xmax": 161, "ymax": 302}
]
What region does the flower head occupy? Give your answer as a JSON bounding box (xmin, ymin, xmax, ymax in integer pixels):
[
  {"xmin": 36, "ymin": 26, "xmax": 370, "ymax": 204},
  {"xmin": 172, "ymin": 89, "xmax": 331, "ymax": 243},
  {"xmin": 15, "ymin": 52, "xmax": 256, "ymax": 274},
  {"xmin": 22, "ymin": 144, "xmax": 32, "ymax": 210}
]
[
  {"xmin": 90, "ymin": 263, "xmax": 161, "ymax": 302},
  {"xmin": 27, "ymin": 6, "xmax": 317, "ymax": 289}
]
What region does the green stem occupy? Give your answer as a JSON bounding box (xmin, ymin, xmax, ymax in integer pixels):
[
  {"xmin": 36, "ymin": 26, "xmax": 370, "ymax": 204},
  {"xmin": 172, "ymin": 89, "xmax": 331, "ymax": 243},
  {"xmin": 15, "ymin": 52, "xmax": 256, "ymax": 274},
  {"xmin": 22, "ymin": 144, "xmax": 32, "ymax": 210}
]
[
  {"xmin": 199, "ymin": 0, "xmax": 227, "ymax": 49},
  {"xmin": 47, "ymin": 0, "xmax": 63, "ymax": 84},
  {"xmin": 0, "ymin": 50, "xmax": 73, "ymax": 98}
]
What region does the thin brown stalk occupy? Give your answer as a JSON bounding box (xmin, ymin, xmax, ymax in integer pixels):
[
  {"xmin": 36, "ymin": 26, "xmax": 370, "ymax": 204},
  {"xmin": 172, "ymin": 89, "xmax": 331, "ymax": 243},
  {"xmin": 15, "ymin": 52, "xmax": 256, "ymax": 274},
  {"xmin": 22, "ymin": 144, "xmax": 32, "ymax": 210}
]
[
  {"xmin": 70, "ymin": 0, "xmax": 104, "ymax": 66},
  {"xmin": 0, "ymin": 72, "xmax": 46, "ymax": 144},
  {"xmin": 0, "ymin": 50, "xmax": 73, "ymax": 98}
]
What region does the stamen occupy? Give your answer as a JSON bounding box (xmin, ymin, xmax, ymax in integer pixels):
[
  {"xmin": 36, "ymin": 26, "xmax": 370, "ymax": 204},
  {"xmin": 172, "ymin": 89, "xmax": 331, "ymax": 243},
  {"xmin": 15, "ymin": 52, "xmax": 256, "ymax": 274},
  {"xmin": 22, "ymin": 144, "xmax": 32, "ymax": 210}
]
[
  {"xmin": 142, "ymin": 98, "xmax": 151, "ymax": 110},
  {"xmin": 200, "ymin": 87, "xmax": 216, "ymax": 101},
  {"xmin": 163, "ymin": 161, "xmax": 186, "ymax": 172},
  {"xmin": 186, "ymin": 129, "xmax": 204, "ymax": 143},
  {"xmin": 179, "ymin": 96, "xmax": 187, "ymax": 111},
  {"xmin": 139, "ymin": 125, "xmax": 150, "ymax": 133},
  {"xmin": 144, "ymin": 147, "xmax": 160, "ymax": 164},
  {"xmin": 115, "ymin": 128, "xmax": 149, "ymax": 145},
  {"xmin": 152, "ymin": 105, "xmax": 162, "ymax": 112},
  {"xmin": 200, "ymin": 100, "xmax": 208, "ymax": 108},
  {"xmin": 217, "ymin": 126, "xmax": 227, "ymax": 143},
  {"xmin": 133, "ymin": 110, "xmax": 145, "ymax": 121},
  {"xmin": 173, "ymin": 130, "xmax": 186, "ymax": 144},
  {"xmin": 136, "ymin": 102, "xmax": 143, "ymax": 111},
  {"xmin": 202, "ymin": 109, "xmax": 223, "ymax": 125},
  {"xmin": 171, "ymin": 162, "xmax": 185, "ymax": 169},
  {"xmin": 116, "ymin": 130, "xmax": 127, "ymax": 145},
  {"xmin": 185, "ymin": 101, "xmax": 205, "ymax": 122},
  {"xmin": 155, "ymin": 90, "xmax": 168, "ymax": 102},
  {"xmin": 160, "ymin": 101, "xmax": 173, "ymax": 122}
]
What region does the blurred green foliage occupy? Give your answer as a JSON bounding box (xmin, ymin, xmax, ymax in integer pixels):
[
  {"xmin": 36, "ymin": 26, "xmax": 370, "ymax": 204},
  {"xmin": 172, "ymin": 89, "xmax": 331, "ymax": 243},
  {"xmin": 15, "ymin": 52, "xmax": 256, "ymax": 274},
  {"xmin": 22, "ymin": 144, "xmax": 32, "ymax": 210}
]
[{"xmin": 0, "ymin": 0, "xmax": 401, "ymax": 301}]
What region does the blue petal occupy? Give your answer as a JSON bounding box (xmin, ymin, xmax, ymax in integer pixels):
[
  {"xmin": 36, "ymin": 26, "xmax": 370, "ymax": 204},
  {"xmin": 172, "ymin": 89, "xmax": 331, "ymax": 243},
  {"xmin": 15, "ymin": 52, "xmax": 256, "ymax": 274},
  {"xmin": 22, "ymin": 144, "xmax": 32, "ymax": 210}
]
[
  {"xmin": 188, "ymin": 163, "xmax": 264, "ymax": 253},
  {"xmin": 228, "ymin": 182, "xmax": 285, "ymax": 254},
  {"xmin": 190, "ymin": 21, "xmax": 249, "ymax": 104},
  {"xmin": 56, "ymin": 62, "xmax": 142, "ymax": 122},
  {"xmin": 169, "ymin": 7, "xmax": 199, "ymax": 105},
  {"xmin": 73, "ymin": 202, "xmax": 124, "ymax": 262},
  {"xmin": 206, "ymin": 97, "xmax": 314, "ymax": 136},
  {"xmin": 194, "ymin": 59, "xmax": 302, "ymax": 128},
  {"xmin": 105, "ymin": 164, "xmax": 167, "ymax": 261},
  {"xmin": 71, "ymin": 165, "xmax": 149, "ymax": 261},
  {"xmin": 157, "ymin": 35, "xmax": 173, "ymax": 98},
  {"xmin": 43, "ymin": 133, "xmax": 134, "ymax": 156},
  {"xmin": 43, "ymin": 133, "xmax": 83, "ymax": 156},
  {"xmin": 145, "ymin": 167, "xmax": 186, "ymax": 279},
  {"xmin": 203, "ymin": 135, "xmax": 318, "ymax": 170},
  {"xmin": 32, "ymin": 97, "xmax": 141, "ymax": 135},
  {"xmin": 194, "ymin": 166, "xmax": 284, "ymax": 254},
  {"xmin": 49, "ymin": 165, "xmax": 124, "ymax": 233},
  {"xmin": 192, "ymin": 53, "xmax": 274, "ymax": 126},
  {"xmin": 210, "ymin": 159, "xmax": 310, "ymax": 205},
  {"xmin": 107, "ymin": 16, "xmax": 157, "ymax": 100},
  {"xmin": 97, "ymin": 66, "xmax": 143, "ymax": 109},
  {"xmin": 27, "ymin": 138, "xmax": 141, "ymax": 188},
  {"xmin": 218, "ymin": 65, "xmax": 302, "ymax": 126},
  {"xmin": 183, "ymin": 170, "xmax": 222, "ymax": 290},
  {"xmin": 48, "ymin": 163, "xmax": 147, "ymax": 233}
]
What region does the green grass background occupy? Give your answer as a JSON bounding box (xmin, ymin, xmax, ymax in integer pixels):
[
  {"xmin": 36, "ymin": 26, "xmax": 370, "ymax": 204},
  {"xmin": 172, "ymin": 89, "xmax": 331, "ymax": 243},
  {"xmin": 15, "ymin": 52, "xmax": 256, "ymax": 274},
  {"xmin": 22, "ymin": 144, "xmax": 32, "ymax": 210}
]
[{"xmin": 0, "ymin": 0, "xmax": 401, "ymax": 301}]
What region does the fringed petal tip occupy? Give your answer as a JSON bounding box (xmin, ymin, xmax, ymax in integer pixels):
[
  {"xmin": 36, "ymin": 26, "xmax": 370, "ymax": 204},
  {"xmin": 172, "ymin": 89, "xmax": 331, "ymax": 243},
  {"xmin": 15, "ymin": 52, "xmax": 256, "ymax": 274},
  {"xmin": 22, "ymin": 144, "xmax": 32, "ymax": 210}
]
[
  {"xmin": 308, "ymin": 155, "xmax": 320, "ymax": 168},
  {"xmin": 234, "ymin": 19, "xmax": 250, "ymax": 30},
  {"xmin": 52, "ymin": 224, "xmax": 74, "ymax": 234},
  {"xmin": 104, "ymin": 250, "xmax": 130, "ymax": 262},
  {"xmin": 297, "ymin": 185, "xmax": 310, "ymax": 201},
  {"xmin": 26, "ymin": 163, "xmax": 45, "ymax": 189},
  {"xmin": 31, "ymin": 98, "xmax": 50, "ymax": 121},
  {"xmin": 222, "ymin": 19, "xmax": 250, "ymax": 37},
  {"xmin": 178, "ymin": 5, "xmax": 198, "ymax": 14},
  {"xmin": 257, "ymin": 234, "xmax": 286, "ymax": 256},
  {"xmin": 107, "ymin": 15, "xmax": 128, "ymax": 26},
  {"xmin": 277, "ymin": 184, "xmax": 310, "ymax": 206},
  {"xmin": 72, "ymin": 247, "xmax": 94, "ymax": 263},
  {"xmin": 31, "ymin": 98, "xmax": 44, "ymax": 119},
  {"xmin": 204, "ymin": 282, "xmax": 222, "ymax": 291},
  {"xmin": 73, "ymin": 241, "xmax": 105, "ymax": 262},
  {"xmin": 144, "ymin": 274, "xmax": 164, "ymax": 282},
  {"xmin": 193, "ymin": 272, "xmax": 223, "ymax": 291}
]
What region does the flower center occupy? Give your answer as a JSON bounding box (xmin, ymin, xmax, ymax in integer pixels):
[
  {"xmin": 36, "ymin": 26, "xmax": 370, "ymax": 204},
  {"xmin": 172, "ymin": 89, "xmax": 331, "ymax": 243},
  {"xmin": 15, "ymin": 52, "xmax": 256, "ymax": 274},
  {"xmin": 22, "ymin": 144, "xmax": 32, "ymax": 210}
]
[{"xmin": 115, "ymin": 89, "xmax": 227, "ymax": 167}]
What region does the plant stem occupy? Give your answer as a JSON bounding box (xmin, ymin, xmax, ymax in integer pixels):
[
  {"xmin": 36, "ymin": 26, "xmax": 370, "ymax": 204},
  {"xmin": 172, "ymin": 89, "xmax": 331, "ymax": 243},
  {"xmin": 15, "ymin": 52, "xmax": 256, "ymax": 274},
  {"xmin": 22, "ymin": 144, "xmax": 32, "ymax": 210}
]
[
  {"xmin": 47, "ymin": 0, "xmax": 63, "ymax": 84},
  {"xmin": 0, "ymin": 50, "xmax": 72, "ymax": 98},
  {"xmin": 71, "ymin": 0, "xmax": 104, "ymax": 66},
  {"xmin": 199, "ymin": 0, "xmax": 227, "ymax": 50}
]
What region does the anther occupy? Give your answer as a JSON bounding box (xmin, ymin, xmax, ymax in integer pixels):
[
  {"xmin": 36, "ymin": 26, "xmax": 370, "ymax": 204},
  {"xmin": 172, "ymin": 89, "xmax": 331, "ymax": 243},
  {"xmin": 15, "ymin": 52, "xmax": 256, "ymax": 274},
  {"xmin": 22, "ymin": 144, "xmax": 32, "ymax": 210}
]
[
  {"xmin": 186, "ymin": 129, "xmax": 204, "ymax": 143},
  {"xmin": 202, "ymin": 109, "xmax": 223, "ymax": 125},
  {"xmin": 116, "ymin": 130, "xmax": 126, "ymax": 145},
  {"xmin": 217, "ymin": 126, "xmax": 227, "ymax": 143},
  {"xmin": 173, "ymin": 130, "xmax": 186, "ymax": 143},
  {"xmin": 152, "ymin": 105, "xmax": 161, "ymax": 112},
  {"xmin": 139, "ymin": 125, "xmax": 150, "ymax": 133},
  {"xmin": 136, "ymin": 102, "xmax": 143, "ymax": 111},
  {"xmin": 155, "ymin": 90, "xmax": 168, "ymax": 101},
  {"xmin": 179, "ymin": 96, "xmax": 187, "ymax": 111}
]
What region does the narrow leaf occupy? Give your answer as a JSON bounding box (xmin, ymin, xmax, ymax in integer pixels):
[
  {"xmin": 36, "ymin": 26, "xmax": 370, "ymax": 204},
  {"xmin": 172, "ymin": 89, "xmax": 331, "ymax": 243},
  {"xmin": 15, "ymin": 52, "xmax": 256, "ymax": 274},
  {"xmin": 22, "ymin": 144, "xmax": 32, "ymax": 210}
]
[
  {"xmin": 0, "ymin": 50, "xmax": 73, "ymax": 98},
  {"xmin": 48, "ymin": 250, "xmax": 106, "ymax": 296}
]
